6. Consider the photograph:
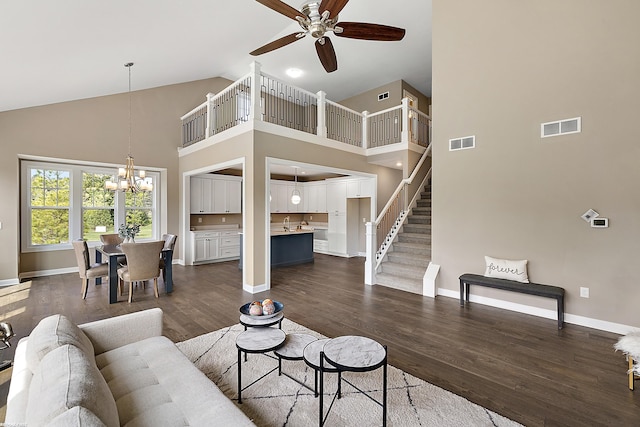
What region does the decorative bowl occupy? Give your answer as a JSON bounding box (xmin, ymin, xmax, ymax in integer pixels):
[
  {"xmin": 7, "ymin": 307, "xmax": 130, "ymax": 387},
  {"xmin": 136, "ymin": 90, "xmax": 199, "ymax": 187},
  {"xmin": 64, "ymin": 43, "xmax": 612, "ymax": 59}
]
[{"xmin": 239, "ymin": 300, "xmax": 284, "ymax": 319}]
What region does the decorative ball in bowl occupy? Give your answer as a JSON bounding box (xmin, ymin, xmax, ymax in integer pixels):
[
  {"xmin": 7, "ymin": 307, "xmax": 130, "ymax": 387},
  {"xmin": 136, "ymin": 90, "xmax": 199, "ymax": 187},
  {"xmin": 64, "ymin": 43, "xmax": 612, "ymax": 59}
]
[{"xmin": 239, "ymin": 299, "xmax": 284, "ymax": 319}]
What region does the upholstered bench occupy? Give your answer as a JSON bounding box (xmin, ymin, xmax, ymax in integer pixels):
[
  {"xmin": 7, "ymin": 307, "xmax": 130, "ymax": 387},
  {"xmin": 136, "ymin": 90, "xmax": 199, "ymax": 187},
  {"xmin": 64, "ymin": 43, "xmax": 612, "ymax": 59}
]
[{"xmin": 459, "ymin": 273, "xmax": 565, "ymax": 329}]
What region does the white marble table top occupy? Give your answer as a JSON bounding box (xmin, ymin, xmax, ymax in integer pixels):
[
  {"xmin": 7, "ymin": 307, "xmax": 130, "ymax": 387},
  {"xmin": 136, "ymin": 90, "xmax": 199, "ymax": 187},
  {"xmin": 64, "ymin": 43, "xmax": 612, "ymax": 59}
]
[
  {"xmin": 302, "ymin": 339, "xmax": 340, "ymax": 372},
  {"xmin": 322, "ymin": 335, "xmax": 386, "ymax": 370},
  {"xmin": 239, "ymin": 311, "xmax": 284, "ymax": 327},
  {"xmin": 236, "ymin": 327, "xmax": 286, "ymax": 353},
  {"xmin": 274, "ymin": 333, "xmax": 317, "ymax": 360}
]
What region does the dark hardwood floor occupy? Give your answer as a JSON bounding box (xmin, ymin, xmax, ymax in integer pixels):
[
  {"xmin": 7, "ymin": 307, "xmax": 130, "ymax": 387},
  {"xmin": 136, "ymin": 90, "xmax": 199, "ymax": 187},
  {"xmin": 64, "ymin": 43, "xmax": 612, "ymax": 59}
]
[{"xmin": 1, "ymin": 254, "xmax": 637, "ymax": 426}]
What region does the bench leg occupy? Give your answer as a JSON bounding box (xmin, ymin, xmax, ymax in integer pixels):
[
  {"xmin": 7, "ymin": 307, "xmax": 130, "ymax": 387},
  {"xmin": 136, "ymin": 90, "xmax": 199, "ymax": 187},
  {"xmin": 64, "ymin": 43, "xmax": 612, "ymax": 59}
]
[
  {"xmin": 629, "ymin": 356, "xmax": 635, "ymax": 391},
  {"xmin": 557, "ymin": 297, "xmax": 564, "ymax": 329},
  {"xmin": 459, "ymin": 280, "xmax": 465, "ymax": 306}
]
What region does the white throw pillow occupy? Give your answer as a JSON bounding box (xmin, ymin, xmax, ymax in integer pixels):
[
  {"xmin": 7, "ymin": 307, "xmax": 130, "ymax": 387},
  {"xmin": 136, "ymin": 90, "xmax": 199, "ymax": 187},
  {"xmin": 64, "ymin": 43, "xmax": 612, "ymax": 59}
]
[
  {"xmin": 26, "ymin": 314, "xmax": 95, "ymax": 373},
  {"xmin": 484, "ymin": 256, "xmax": 529, "ymax": 283},
  {"xmin": 26, "ymin": 344, "xmax": 119, "ymax": 427}
]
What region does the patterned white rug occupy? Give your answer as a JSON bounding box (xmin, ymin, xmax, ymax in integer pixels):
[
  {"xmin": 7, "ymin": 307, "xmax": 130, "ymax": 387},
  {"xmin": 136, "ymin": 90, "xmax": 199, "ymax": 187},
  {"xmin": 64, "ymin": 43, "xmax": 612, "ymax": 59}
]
[{"xmin": 177, "ymin": 319, "xmax": 521, "ymax": 427}]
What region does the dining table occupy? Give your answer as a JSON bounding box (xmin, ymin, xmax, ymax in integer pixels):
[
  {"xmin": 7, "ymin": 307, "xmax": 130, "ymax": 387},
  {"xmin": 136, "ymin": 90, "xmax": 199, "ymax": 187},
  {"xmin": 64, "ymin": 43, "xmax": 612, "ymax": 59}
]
[{"xmin": 95, "ymin": 244, "xmax": 174, "ymax": 304}]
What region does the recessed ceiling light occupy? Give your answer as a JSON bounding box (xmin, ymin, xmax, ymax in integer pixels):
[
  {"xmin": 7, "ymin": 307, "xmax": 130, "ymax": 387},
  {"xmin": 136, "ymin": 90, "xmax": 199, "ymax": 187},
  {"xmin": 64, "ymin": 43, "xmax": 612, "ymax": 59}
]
[
  {"xmin": 396, "ymin": 162, "xmax": 402, "ymax": 167},
  {"xmin": 286, "ymin": 68, "xmax": 303, "ymax": 78}
]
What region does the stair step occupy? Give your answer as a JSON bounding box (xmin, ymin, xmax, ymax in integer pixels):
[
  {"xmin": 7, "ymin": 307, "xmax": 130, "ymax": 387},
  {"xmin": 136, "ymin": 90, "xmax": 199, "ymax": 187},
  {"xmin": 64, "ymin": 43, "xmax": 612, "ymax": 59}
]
[
  {"xmin": 397, "ymin": 232, "xmax": 431, "ymax": 244},
  {"xmin": 402, "ymin": 223, "xmax": 431, "ymax": 234},
  {"xmin": 387, "ymin": 252, "xmax": 430, "ymax": 267},
  {"xmin": 416, "ymin": 200, "xmax": 431, "ymax": 207},
  {"xmin": 411, "ymin": 207, "xmax": 431, "ymax": 214},
  {"xmin": 420, "ymin": 191, "xmax": 431, "ymax": 198},
  {"xmin": 408, "ymin": 215, "xmax": 431, "ymax": 225},
  {"xmin": 391, "ymin": 241, "xmax": 432, "ymax": 256},
  {"xmin": 375, "ymin": 273, "xmax": 423, "ymax": 295}
]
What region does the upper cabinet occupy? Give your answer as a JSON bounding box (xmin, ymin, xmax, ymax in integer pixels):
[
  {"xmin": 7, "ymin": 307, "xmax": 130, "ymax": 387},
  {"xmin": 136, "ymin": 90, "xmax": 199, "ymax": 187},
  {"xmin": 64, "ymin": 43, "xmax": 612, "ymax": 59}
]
[
  {"xmin": 303, "ymin": 181, "xmax": 327, "ymax": 213},
  {"xmin": 190, "ymin": 174, "xmax": 242, "ymax": 214},
  {"xmin": 326, "ymin": 180, "xmax": 347, "ymax": 213},
  {"xmin": 346, "ymin": 178, "xmax": 374, "ymax": 198}
]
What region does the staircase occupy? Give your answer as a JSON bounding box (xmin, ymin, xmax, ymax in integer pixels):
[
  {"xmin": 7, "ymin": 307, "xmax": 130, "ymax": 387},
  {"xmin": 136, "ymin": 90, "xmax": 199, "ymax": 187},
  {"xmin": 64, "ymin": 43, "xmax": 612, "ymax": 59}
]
[{"xmin": 375, "ymin": 182, "xmax": 431, "ymax": 294}]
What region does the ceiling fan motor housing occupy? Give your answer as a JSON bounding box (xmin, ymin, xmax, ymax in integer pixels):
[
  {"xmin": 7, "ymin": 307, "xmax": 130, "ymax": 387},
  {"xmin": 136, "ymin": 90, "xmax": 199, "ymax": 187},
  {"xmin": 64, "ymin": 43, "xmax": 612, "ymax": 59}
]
[{"xmin": 300, "ymin": 1, "xmax": 336, "ymax": 39}]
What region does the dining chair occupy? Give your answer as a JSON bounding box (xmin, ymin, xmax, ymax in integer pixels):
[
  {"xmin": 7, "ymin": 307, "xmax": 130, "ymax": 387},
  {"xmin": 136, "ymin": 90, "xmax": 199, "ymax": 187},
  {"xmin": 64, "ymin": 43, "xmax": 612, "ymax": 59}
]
[
  {"xmin": 159, "ymin": 234, "xmax": 177, "ymax": 280},
  {"xmin": 100, "ymin": 233, "xmax": 122, "ymax": 245},
  {"xmin": 117, "ymin": 241, "xmax": 165, "ymax": 303},
  {"xmin": 72, "ymin": 240, "xmax": 109, "ymax": 299}
]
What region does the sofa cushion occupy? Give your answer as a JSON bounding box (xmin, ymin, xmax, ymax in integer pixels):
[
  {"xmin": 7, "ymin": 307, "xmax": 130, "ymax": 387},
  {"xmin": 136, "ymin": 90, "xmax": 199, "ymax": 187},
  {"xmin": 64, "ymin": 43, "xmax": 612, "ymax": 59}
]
[
  {"xmin": 26, "ymin": 314, "xmax": 95, "ymax": 373},
  {"xmin": 96, "ymin": 336, "xmax": 254, "ymax": 427},
  {"xmin": 26, "ymin": 344, "xmax": 119, "ymax": 427},
  {"xmin": 48, "ymin": 406, "xmax": 108, "ymax": 427}
]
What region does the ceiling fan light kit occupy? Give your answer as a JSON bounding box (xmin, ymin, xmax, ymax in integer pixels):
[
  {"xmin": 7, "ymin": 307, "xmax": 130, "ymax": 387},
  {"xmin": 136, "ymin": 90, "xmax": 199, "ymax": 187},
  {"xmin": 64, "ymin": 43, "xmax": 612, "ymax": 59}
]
[{"xmin": 252, "ymin": 0, "xmax": 405, "ymax": 73}]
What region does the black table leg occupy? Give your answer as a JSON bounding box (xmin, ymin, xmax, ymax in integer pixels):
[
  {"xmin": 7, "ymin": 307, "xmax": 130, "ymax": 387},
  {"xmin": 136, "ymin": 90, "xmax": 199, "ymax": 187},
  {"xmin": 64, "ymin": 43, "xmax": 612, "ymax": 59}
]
[
  {"xmin": 108, "ymin": 254, "xmax": 118, "ymax": 304},
  {"xmin": 237, "ymin": 348, "xmax": 242, "ymax": 404}
]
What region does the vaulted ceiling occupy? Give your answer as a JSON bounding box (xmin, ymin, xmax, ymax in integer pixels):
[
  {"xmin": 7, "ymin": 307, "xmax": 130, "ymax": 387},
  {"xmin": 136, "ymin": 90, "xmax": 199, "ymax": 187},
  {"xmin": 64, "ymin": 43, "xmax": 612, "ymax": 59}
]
[{"xmin": 0, "ymin": 0, "xmax": 431, "ymax": 113}]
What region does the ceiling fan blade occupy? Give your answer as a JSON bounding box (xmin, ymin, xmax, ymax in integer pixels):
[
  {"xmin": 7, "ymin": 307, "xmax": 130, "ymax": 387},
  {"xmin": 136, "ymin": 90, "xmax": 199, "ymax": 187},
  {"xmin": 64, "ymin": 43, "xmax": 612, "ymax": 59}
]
[
  {"xmin": 315, "ymin": 38, "xmax": 338, "ymax": 73},
  {"xmin": 319, "ymin": 0, "xmax": 350, "ymax": 18},
  {"xmin": 256, "ymin": 0, "xmax": 303, "ymax": 21},
  {"xmin": 335, "ymin": 22, "xmax": 406, "ymax": 41},
  {"xmin": 250, "ymin": 33, "xmax": 305, "ymax": 56}
]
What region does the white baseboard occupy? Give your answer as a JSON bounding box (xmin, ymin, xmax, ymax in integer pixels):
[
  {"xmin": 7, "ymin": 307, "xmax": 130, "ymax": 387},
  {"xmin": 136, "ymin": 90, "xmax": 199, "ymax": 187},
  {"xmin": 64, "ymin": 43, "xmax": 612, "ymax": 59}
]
[
  {"xmin": 244, "ymin": 283, "xmax": 268, "ymax": 294},
  {"xmin": 437, "ymin": 288, "xmax": 636, "ymax": 335},
  {"xmin": 0, "ymin": 278, "xmax": 20, "ymax": 287},
  {"xmin": 19, "ymin": 267, "xmax": 79, "ymax": 280}
]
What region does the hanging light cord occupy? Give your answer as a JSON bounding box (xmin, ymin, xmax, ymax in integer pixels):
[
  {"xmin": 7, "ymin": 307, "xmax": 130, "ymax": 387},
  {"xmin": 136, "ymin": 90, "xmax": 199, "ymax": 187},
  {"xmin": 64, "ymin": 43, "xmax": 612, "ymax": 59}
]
[{"xmin": 125, "ymin": 62, "xmax": 133, "ymax": 157}]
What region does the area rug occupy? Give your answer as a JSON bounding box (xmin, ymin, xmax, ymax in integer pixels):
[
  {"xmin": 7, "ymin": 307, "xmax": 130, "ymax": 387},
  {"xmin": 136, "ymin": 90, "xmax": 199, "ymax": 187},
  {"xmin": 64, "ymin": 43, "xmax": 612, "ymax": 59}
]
[{"xmin": 177, "ymin": 319, "xmax": 520, "ymax": 427}]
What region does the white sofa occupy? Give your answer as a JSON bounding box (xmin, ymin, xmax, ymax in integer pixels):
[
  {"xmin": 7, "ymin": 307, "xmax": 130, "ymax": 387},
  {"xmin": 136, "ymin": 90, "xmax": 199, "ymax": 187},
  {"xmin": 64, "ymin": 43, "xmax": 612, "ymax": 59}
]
[{"xmin": 5, "ymin": 308, "xmax": 254, "ymax": 426}]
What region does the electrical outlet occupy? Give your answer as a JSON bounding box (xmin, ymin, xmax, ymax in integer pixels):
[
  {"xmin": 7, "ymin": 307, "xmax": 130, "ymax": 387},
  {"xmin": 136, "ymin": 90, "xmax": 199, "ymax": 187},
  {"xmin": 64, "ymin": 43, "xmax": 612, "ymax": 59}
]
[
  {"xmin": 362, "ymin": 217, "xmax": 366, "ymax": 223},
  {"xmin": 580, "ymin": 287, "xmax": 589, "ymax": 298},
  {"xmin": 310, "ymin": 215, "xmax": 313, "ymax": 220},
  {"xmin": 222, "ymin": 217, "xmax": 226, "ymax": 223},
  {"xmin": 198, "ymin": 217, "xmax": 202, "ymax": 223}
]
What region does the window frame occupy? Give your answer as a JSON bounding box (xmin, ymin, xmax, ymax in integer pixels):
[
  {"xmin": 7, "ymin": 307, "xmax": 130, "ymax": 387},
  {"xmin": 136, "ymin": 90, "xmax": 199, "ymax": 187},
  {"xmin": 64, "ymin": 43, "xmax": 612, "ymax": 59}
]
[{"xmin": 21, "ymin": 160, "xmax": 161, "ymax": 252}]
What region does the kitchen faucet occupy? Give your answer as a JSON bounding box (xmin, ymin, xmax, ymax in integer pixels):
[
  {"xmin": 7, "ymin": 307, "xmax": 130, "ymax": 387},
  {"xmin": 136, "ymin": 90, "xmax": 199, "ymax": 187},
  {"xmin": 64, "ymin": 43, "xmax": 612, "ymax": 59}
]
[{"xmin": 283, "ymin": 216, "xmax": 290, "ymax": 232}]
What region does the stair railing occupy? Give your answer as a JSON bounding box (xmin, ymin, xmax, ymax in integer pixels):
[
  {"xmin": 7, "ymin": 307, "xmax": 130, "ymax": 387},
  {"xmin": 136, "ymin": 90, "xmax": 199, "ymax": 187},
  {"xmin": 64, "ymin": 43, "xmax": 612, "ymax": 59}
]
[{"xmin": 365, "ymin": 142, "xmax": 432, "ymax": 285}]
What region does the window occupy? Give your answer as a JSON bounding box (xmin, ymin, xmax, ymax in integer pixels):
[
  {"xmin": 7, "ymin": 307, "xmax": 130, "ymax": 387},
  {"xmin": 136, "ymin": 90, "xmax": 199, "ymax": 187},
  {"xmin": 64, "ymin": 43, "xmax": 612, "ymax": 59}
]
[
  {"xmin": 29, "ymin": 167, "xmax": 71, "ymax": 247},
  {"xmin": 82, "ymin": 172, "xmax": 116, "ymax": 240},
  {"xmin": 22, "ymin": 160, "xmax": 160, "ymax": 252}
]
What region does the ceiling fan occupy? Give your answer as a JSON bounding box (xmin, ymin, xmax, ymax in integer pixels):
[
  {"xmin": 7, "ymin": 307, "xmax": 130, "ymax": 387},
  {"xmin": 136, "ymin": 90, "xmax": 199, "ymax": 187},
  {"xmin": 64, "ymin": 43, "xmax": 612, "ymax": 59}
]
[{"xmin": 250, "ymin": 0, "xmax": 406, "ymax": 73}]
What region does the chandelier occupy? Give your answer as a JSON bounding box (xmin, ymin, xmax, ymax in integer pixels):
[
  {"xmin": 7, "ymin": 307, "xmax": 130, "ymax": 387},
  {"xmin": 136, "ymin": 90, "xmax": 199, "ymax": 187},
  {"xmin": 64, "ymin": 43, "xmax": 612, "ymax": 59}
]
[{"xmin": 105, "ymin": 62, "xmax": 152, "ymax": 193}]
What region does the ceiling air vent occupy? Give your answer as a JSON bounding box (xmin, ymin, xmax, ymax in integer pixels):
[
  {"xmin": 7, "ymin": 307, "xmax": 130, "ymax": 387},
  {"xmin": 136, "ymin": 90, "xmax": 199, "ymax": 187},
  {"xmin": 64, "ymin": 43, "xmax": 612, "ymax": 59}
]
[
  {"xmin": 541, "ymin": 117, "xmax": 581, "ymax": 138},
  {"xmin": 378, "ymin": 91, "xmax": 389, "ymax": 101},
  {"xmin": 449, "ymin": 135, "xmax": 475, "ymax": 151}
]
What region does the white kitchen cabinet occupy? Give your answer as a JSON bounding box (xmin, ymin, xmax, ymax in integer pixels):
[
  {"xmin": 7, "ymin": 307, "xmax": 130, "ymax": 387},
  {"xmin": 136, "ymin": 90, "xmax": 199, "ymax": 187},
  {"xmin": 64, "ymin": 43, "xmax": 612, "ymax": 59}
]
[
  {"xmin": 346, "ymin": 178, "xmax": 374, "ymax": 198},
  {"xmin": 304, "ymin": 182, "xmax": 327, "ymax": 213},
  {"xmin": 190, "ymin": 175, "xmax": 242, "ymax": 214},
  {"xmin": 190, "ymin": 176, "xmax": 213, "ymax": 213},
  {"xmin": 328, "ymin": 211, "xmax": 347, "ymax": 254},
  {"xmin": 191, "ymin": 228, "xmax": 240, "ymax": 264},
  {"xmin": 270, "ymin": 181, "xmax": 289, "ymax": 213},
  {"xmin": 326, "ymin": 180, "xmax": 347, "ymax": 213},
  {"xmin": 193, "ymin": 231, "xmax": 219, "ymax": 262}
]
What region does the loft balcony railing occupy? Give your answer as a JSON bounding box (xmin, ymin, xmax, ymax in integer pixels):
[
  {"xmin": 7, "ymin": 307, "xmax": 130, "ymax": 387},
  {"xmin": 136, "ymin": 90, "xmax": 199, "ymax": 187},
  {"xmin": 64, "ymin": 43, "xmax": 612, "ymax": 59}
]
[{"xmin": 181, "ymin": 62, "xmax": 430, "ymax": 150}]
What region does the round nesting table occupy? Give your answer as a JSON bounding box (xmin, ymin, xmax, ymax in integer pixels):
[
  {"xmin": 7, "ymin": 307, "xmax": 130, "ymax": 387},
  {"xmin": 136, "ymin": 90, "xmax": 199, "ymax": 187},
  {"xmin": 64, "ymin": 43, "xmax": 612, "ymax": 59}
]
[
  {"xmin": 303, "ymin": 338, "xmax": 342, "ymax": 397},
  {"xmin": 235, "ymin": 327, "xmax": 286, "ymax": 404},
  {"xmin": 274, "ymin": 333, "xmax": 317, "ymax": 389},
  {"xmin": 319, "ymin": 335, "xmax": 388, "ymax": 427},
  {"xmin": 239, "ymin": 311, "xmax": 284, "ymax": 329}
]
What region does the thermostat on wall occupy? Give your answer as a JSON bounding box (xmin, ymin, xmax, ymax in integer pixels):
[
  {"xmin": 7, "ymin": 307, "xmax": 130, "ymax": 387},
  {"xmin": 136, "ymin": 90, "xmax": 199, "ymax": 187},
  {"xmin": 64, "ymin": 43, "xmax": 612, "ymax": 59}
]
[{"xmin": 591, "ymin": 217, "xmax": 609, "ymax": 228}]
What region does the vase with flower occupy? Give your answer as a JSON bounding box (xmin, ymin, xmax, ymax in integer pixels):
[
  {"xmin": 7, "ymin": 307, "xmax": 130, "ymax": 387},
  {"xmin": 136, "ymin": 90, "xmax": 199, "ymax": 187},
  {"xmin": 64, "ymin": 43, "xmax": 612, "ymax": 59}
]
[{"xmin": 119, "ymin": 223, "xmax": 140, "ymax": 243}]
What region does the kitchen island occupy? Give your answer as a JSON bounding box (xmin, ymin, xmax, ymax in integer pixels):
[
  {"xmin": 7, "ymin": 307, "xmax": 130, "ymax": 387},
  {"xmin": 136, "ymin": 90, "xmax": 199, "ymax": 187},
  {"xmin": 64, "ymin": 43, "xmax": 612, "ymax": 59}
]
[{"xmin": 239, "ymin": 230, "xmax": 314, "ymax": 269}]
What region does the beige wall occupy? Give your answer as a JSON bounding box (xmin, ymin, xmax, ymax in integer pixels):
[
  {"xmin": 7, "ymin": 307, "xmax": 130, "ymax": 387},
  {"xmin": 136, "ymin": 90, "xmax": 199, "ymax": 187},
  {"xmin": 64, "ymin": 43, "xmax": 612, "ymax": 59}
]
[
  {"xmin": 0, "ymin": 76, "xmax": 233, "ymax": 280},
  {"xmin": 339, "ymin": 80, "xmax": 431, "ymax": 115},
  {"xmin": 432, "ymin": 0, "xmax": 640, "ymax": 327}
]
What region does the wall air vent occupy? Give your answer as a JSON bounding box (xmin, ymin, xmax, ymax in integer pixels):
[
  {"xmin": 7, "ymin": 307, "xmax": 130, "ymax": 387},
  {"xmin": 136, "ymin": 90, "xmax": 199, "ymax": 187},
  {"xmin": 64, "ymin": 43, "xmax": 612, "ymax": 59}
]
[
  {"xmin": 541, "ymin": 117, "xmax": 581, "ymax": 138},
  {"xmin": 449, "ymin": 135, "xmax": 475, "ymax": 151},
  {"xmin": 377, "ymin": 91, "xmax": 389, "ymax": 101}
]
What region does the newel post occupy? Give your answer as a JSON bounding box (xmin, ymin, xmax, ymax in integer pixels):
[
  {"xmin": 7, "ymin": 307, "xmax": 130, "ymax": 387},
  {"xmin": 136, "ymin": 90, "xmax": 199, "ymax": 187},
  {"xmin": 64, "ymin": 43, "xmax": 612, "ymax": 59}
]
[
  {"xmin": 317, "ymin": 90, "xmax": 327, "ymax": 138},
  {"xmin": 205, "ymin": 92, "xmax": 214, "ymax": 138},
  {"xmin": 364, "ymin": 221, "xmax": 376, "ymax": 285},
  {"xmin": 362, "ymin": 110, "xmax": 369, "ymax": 149},
  {"xmin": 249, "ymin": 61, "xmax": 262, "ymax": 122},
  {"xmin": 401, "ymin": 97, "xmax": 410, "ymax": 144}
]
